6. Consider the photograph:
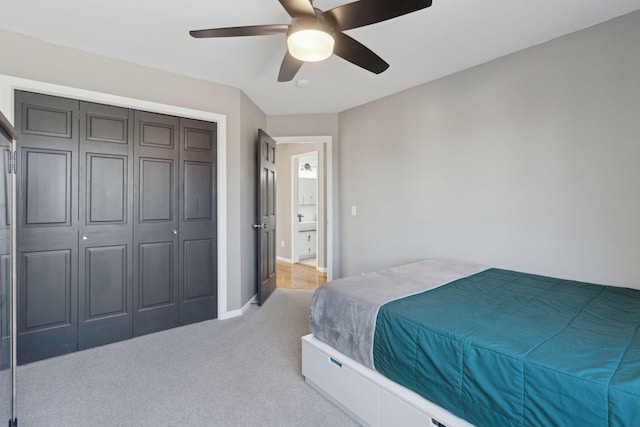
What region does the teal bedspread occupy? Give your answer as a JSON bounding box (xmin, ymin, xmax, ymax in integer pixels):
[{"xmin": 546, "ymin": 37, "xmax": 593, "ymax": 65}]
[{"xmin": 373, "ymin": 269, "xmax": 640, "ymax": 427}]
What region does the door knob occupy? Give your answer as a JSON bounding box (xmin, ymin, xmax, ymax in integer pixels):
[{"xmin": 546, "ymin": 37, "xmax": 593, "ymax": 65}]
[
  {"xmin": 82, "ymin": 235, "xmax": 88, "ymax": 240},
  {"xmin": 172, "ymin": 229, "xmax": 178, "ymax": 235},
  {"xmin": 252, "ymin": 224, "xmax": 267, "ymax": 229}
]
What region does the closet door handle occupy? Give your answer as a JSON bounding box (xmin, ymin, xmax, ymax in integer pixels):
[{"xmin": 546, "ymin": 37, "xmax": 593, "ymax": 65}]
[
  {"xmin": 172, "ymin": 229, "xmax": 178, "ymax": 235},
  {"xmin": 82, "ymin": 235, "xmax": 88, "ymax": 240}
]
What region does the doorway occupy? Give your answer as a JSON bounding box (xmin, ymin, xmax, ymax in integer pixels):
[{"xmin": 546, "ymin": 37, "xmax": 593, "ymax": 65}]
[
  {"xmin": 273, "ymin": 137, "xmax": 332, "ymax": 290},
  {"xmin": 293, "ymin": 151, "xmax": 318, "ymax": 267}
]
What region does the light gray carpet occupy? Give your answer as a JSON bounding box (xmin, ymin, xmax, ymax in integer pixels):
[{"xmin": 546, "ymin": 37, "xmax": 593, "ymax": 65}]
[{"xmin": 17, "ymin": 289, "xmax": 358, "ymax": 426}]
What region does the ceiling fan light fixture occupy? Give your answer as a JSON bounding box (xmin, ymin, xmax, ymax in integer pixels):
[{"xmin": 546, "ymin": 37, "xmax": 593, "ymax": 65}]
[
  {"xmin": 287, "ymin": 28, "xmax": 335, "ymax": 62},
  {"xmin": 190, "ymin": 0, "xmax": 433, "ymax": 81}
]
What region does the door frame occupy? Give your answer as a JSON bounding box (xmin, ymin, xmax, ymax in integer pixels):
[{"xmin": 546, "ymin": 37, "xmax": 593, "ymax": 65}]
[
  {"xmin": 0, "ymin": 75, "xmax": 232, "ymax": 319},
  {"xmin": 274, "ymin": 136, "xmax": 333, "ymax": 281}
]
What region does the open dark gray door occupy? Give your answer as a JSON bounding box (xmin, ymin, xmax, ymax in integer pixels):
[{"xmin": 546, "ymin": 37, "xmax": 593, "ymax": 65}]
[{"xmin": 255, "ymin": 130, "xmax": 276, "ymax": 305}]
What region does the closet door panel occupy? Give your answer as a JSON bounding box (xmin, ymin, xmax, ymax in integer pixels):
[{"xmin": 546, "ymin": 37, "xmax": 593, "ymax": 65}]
[
  {"xmin": 140, "ymin": 158, "xmax": 173, "ymax": 221},
  {"xmin": 88, "ymin": 154, "xmax": 127, "ymax": 223},
  {"xmin": 139, "ymin": 121, "xmax": 175, "ymax": 148},
  {"xmin": 24, "ymin": 149, "xmax": 71, "ymax": 226},
  {"xmin": 179, "ymin": 118, "xmax": 217, "ymax": 325},
  {"xmin": 78, "ymin": 101, "xmax": 133, "ymax": 350},
  {"xmin": 133, "ymin": 111, "xmax": 179, "ymax": 336},
  {"xmin": 21, "ymin": 250, "xmax": 72, "ymax": 330},
  {"xmin": 15, "ymin": 91, "xmax": 78, "ymax": 364},
  {"xmin": 184, "ymin": 162, "xmax": 213, "ymax": 220},
  {"xmin": 85, "ymin": 245, "xmax": 127, "ymax": 317},
  {"xmin": 85, "ymin": 113, "xmax": 127, "ymax": 144},
  {"xmin": 184, "ymin": 239, "xmax": 215, "ymax": 300},
  {"xmin": 184, "ymin": 127, "xmax": 213, "ymax": 151},
  {"xmin": 135, "ymin": 240, "xmax": 178, "ymax": 334},
  {"xmin": 17, "ymin": 249, "xmax": 76, "ymax": 363},
  {"xmin": 21, "ymin": 103, "xmax": 72, "ymax": 140},
  {"xmin": 139, "ymin": 242, "xmax": 174, "ymax": 306}
]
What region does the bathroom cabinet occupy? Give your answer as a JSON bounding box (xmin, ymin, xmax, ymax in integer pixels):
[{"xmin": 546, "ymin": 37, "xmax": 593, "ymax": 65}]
[{"xmin": 298, "ymin": 230, "xmax": 317, "ymax": 259}]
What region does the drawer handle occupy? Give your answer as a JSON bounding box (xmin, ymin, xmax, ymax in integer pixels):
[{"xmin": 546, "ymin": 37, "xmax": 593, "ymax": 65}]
[{"xmin": 329, "ymin": 357, "xmax": 342, "ymax": 368}]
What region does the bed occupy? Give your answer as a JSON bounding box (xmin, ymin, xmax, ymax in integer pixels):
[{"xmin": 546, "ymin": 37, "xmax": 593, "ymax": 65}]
[{"xmin": 302, "ymin": 259, "xmax": 640, "ymax": 427}]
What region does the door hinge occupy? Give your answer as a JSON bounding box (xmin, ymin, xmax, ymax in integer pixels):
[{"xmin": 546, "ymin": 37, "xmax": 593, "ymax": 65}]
[
  {"xmin": 7, "ymin": 151, "xmax": 17, "ymax": 175},
  {"xmin": 8, "ymin": 417, "xmax": 17, "ymax": 427}
]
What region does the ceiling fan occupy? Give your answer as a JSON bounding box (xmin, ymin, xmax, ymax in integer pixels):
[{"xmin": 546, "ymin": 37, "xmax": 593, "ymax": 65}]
[{"xmin": 190, "ymin": 0, "xmax": 433, "ymax": 82}]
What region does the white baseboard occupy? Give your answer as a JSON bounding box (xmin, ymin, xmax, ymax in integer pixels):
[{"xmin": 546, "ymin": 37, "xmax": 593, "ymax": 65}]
[
  {"xmin": 218, "ymin": 294, "xmax": 257, "ymax": 320},
  {"xmin": 317, "ymin": 267, "xmax": 327, "ymax": 273}
]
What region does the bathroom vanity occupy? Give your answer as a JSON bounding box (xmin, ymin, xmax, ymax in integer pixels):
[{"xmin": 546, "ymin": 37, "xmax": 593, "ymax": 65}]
[{"xmin": 298, "ymin": 221, "xmax": 317, "ymax": 259}]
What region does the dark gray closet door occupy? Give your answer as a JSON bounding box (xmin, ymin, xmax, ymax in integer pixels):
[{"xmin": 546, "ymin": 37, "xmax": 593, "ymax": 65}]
[
  {"xmin": 0, "ymin": 128, "xmax": 12, "ymax": 371},
  {"xmin": 178, "ymin": 118, "xmax": 217, "ymax": 325},
  {"xmin": 133, "ymin": 111, "xmax": 179, "ymax": 336},
  {"xmin": 15, "ymin": 91, "xmax": 79, "ymax": 364},
  {"xmin": 78, "ymin": 102, "xmax": 134, "ymax": 350}
]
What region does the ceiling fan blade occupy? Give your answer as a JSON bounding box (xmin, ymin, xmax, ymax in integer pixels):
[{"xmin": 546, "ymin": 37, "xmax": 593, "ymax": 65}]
[
  {"xmin": 278, "ymin": 51, "xmax": 304, "ymax": 82},
  {"xmin": 326, "ymin": 0, "xmax": 432, "ymax": 31},
  {"xmin": 279, "ymin": 0, "xmax": 316, "ymax": 18},
  {"xmin": 190, "ymin": 24, "xmax": 289, "ymax": 38},
  {"xmin": 333, "ymin": 32, "xmax": 389, "ymax": 74}
]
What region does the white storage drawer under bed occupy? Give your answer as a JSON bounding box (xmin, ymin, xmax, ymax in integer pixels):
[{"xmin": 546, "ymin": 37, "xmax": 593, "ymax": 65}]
[{"xmin": 301, "ymin": 335, "xmax": 473, "ymax": 427}]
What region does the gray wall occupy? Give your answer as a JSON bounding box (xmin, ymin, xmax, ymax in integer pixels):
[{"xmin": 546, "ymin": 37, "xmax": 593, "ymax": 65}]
[
  {"xmin": 0, "ymin": 29, "xmax": 260, "ymax": 310},
  {"xmin": 337, "ymin": 11, "xmax": 640, "ymax": 289},
  {"xmin": 275, "ymin": 143, "xmax": 326, "ymax": 268},
  {"xmin": 239, "ymin": 93, "xmax": 266, "ymax": 304},
  {"xmin": 267, "ymin": 114, "xmax": 340, "ymax": 277}
]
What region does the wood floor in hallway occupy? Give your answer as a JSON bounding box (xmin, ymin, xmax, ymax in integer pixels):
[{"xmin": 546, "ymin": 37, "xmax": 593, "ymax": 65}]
[{"xmin": 277, "ymin": 260, "xmax": 327, "ymax": 290}]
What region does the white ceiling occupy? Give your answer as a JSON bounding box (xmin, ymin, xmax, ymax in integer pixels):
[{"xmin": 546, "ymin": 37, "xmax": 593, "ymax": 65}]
[{"xmin": 1, "ymin": 0, "xmax": 639, "ymax": 115}]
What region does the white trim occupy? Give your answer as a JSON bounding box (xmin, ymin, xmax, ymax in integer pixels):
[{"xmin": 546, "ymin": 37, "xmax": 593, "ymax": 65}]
[
  {"xmin": 218, "ymin": 294, "xmax": 257, "ymax": 320},
  {"xmin": 274, "ymin": 135, "xmax": 334, "ymax": 281},
  {"xmin": 317, "ymin": 267, "xmax": 327, "ymax": 273},
  {"xmin": 0, "ymin": 75, "xmax": 231, "ymax": 319}
]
